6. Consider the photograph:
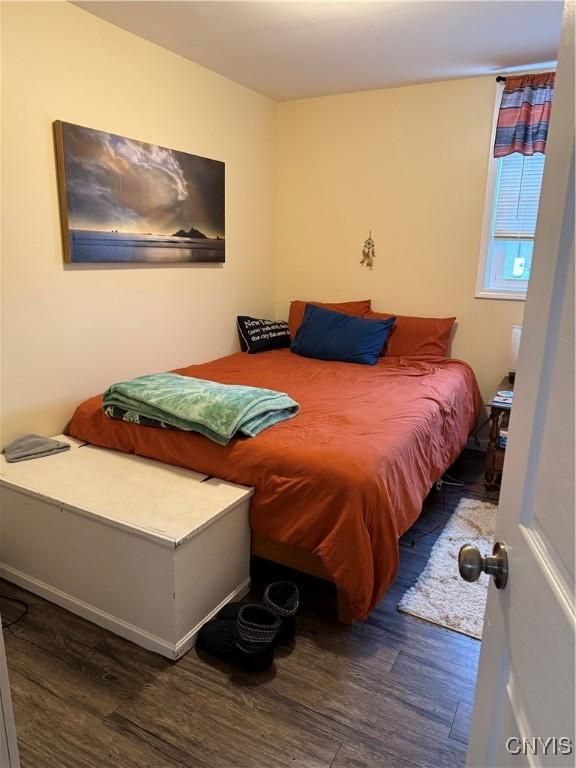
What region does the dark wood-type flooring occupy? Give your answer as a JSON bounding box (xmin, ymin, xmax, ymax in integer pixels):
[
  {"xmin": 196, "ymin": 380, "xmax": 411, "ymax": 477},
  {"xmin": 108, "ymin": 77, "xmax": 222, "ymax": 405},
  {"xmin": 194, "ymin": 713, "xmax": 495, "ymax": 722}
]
[{"xmin": 2, "ymin": 450, "xmax": 495, "ymax": 768}]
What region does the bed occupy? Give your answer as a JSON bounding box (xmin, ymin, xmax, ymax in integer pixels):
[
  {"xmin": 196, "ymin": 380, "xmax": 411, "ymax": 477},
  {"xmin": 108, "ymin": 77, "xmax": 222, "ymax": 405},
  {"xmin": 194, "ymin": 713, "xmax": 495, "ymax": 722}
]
[{"xmin": 66, "ymin": 348, "xmax": 481, "ymax": 622}]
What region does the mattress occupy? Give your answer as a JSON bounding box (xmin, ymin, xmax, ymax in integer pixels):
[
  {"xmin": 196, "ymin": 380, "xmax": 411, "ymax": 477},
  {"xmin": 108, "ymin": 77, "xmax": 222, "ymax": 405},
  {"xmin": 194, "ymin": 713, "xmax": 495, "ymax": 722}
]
[{"xmin": 66, "ymin": 349, "xmax": 481, "ymax": 620}]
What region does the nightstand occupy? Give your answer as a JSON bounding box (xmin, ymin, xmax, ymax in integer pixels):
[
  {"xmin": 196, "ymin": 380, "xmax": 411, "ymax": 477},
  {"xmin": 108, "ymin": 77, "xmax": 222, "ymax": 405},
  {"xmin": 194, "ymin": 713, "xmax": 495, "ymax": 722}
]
[{"xmin": 485, "ymin": 375, "xmax": 514, "ymax": 485}]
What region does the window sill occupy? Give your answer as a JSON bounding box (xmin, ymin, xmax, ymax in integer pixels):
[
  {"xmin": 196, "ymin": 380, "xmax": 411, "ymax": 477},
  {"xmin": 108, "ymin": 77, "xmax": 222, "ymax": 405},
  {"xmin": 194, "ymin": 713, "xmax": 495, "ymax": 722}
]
[{"xmin": 475, "ymin": 289, "xmax": 527, "ymax": 301}]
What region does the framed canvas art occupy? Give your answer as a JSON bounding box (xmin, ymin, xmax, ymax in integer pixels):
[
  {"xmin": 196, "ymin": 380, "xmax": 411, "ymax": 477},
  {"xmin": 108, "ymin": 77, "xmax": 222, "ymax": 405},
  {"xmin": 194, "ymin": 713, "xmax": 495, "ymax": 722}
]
[{"xmin": 54, "ymin": 121, "xmax": 225, "ymax": 264}]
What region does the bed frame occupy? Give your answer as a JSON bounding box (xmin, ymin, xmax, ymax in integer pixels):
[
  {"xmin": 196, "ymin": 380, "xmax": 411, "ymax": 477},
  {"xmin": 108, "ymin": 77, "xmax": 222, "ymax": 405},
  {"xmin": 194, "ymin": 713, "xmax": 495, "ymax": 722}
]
[{"xmin": 251, "ymin": 533, "xmax": 354, "ymax": 623}]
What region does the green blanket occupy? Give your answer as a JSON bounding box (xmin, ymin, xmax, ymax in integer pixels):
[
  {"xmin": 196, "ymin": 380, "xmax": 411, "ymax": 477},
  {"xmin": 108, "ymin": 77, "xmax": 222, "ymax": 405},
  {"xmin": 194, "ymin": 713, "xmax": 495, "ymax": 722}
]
[{"xmin": 102, "ymin": 373, "xmax": 299, "ymax": 446}]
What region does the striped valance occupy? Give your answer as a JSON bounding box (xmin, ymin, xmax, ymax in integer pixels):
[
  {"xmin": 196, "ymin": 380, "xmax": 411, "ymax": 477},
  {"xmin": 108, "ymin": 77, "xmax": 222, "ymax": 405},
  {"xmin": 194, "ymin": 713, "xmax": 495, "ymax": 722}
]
[{"xmin": 494, "ymin": 73, "xmax": 555, "ymax": 158}]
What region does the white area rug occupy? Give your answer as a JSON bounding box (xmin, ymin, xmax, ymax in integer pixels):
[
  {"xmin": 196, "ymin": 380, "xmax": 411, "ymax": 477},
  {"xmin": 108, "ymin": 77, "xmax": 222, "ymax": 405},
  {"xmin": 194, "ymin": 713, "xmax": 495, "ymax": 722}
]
[{"xmin": 398, "ymin": 498, "xmax": 497, "ymax": 640}]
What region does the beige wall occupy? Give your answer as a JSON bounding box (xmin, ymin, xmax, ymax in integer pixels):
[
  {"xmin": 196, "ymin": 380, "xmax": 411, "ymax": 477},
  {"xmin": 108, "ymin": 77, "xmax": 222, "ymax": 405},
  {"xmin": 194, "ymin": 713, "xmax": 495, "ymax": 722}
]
[
  {"xmin": 1, "ymin": 2, "xmax": 277, "ymax": 443},
  {"xmin": 275, "ymin": 78, "xmax": 524, "ymax": 402},
  {"xmin": 2, "ymin": 4, "xmax": 525, "ymax": 443}
]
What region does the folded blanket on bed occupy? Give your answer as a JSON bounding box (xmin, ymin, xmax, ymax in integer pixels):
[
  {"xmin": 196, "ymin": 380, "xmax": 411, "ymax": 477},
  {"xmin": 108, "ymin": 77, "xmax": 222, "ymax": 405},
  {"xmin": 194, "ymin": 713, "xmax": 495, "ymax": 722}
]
[{"xmin": 102, "ymin": 373, "xmax": 299, "ymax": 446}]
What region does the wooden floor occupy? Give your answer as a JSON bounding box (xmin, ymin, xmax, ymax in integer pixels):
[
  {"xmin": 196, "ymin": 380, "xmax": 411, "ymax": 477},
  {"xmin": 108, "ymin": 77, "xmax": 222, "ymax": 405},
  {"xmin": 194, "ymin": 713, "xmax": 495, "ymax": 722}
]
[{"xmin": 2, "ymin": 450, "xmax": 494, "ymax": 768}]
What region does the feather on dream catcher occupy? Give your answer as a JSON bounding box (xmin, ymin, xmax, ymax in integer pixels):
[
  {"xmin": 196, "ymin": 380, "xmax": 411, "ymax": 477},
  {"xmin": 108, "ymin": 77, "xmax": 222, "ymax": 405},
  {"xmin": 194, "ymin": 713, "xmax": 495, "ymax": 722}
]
[{"xmin": 360, "ymin": 231, "xmax": 375, "ymax": 269}]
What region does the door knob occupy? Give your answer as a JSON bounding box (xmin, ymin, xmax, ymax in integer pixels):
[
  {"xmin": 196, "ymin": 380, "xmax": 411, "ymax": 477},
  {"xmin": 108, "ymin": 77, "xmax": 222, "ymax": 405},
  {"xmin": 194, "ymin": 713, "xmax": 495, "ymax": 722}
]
[{"xmin": 458, "ymin": 541, "xmax": 508, "ymax": 589}]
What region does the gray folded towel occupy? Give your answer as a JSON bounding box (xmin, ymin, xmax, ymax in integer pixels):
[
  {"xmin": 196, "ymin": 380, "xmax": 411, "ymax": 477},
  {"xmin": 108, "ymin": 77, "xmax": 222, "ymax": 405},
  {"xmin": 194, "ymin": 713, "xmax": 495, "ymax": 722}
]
[{"xmin": 3, "ymin": 435, "xmax": 71, "ymax": 463}]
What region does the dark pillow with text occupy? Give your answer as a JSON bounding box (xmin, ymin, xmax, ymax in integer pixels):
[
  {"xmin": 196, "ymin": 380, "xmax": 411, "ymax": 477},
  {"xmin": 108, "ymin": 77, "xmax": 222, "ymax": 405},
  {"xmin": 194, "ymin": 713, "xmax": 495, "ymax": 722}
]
[{"xmin": 237, "ymin": 316, "xmax": 291, "ymax": 354}]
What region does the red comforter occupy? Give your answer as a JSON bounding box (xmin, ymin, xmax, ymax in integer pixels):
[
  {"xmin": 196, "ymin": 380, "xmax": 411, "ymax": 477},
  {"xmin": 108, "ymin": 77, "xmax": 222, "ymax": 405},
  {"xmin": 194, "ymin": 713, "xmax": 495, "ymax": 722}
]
[{"xmin": 66, "ymin": 350, "xmax": 481, "ymax": 620}]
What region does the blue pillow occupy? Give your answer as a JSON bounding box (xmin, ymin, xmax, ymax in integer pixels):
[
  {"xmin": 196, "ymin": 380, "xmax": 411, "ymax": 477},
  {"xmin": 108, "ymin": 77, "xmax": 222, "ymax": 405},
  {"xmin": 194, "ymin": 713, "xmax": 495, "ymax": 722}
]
[{"xmin": 291, "ymin": 304, "xmax": 396, "ymax": 365}]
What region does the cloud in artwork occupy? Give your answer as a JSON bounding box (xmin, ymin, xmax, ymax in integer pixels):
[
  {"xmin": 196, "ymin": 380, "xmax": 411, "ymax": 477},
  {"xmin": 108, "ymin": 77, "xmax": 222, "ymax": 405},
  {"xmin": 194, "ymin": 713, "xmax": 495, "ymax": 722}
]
[{"xmin": 61, "ymin": 123, "xmax": 225, "ymax": 237}]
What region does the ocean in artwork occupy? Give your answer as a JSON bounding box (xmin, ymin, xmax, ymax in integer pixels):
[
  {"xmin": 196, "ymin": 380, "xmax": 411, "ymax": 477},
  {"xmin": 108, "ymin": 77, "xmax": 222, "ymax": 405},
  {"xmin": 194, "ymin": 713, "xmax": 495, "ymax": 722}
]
[
  {"xmin": 56, "ymin": 121, "xmax": 225, "ymax": 264},
  {"xmin": 69, "ymin": 230, "xmax": 225, "ymax": 263}
]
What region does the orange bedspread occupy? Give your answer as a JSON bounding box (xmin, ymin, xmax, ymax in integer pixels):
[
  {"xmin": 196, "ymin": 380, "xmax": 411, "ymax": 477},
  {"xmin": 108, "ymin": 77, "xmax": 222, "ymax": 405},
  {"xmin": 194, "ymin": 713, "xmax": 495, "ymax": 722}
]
[{"xmin": 66, "ymin": 350, "xmax": 481, "ymax": 620}]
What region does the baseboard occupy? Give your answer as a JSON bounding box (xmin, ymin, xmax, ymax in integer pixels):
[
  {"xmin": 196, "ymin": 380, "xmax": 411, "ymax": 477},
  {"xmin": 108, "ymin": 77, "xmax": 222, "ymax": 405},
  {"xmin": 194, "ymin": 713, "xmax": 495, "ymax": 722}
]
[{"xmin": 0, "ymin": 564, "xmax": 250, "ymax": 661}]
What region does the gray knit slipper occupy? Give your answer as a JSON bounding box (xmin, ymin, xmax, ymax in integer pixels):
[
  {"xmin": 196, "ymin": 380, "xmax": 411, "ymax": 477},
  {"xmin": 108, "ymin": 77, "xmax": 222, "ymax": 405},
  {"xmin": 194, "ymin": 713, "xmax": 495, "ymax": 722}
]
[
  {"xmin": 196, "ymin": 603, "xmax": 280, "ymax": 672},
  {"xmin": 263, "ymin": 582, "xmax": 299, "ymax": 644},
  {"xmin": 217, "ymin": 581, "xmax": 299, "ymax": 646}
]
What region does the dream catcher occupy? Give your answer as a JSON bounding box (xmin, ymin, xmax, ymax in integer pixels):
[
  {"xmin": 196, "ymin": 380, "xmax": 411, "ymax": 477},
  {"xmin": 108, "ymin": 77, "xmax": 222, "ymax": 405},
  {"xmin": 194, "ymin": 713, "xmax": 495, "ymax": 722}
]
[{"xmin": 360, "ymin": 231, "xmax": 375, "ymax": 269}]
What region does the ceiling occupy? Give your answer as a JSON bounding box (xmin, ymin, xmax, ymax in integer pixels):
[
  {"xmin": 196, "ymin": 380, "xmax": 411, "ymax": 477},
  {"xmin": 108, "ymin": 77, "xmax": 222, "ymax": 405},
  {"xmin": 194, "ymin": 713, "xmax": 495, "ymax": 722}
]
[{"xmin": 75, "ymin": 1, "xmax": 563, "ymax": 101}]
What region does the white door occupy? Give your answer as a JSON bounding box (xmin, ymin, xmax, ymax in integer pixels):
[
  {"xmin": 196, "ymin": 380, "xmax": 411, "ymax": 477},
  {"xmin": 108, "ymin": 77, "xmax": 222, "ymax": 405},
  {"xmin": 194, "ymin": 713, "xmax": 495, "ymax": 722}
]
[{"xmin": 466, "ymin": 3, "xmax": 575, "ymax": 767}]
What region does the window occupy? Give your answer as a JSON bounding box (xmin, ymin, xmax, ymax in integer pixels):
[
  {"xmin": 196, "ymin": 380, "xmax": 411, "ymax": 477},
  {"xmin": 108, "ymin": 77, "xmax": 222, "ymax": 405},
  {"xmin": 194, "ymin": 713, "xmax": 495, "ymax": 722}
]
[
  {"xmin": 477, "ymin": 95, "xmax": 547, "ymax": 300},
  {"xmin": 486, "ymin": 153, "xmax": 545, "ymax": 293}
]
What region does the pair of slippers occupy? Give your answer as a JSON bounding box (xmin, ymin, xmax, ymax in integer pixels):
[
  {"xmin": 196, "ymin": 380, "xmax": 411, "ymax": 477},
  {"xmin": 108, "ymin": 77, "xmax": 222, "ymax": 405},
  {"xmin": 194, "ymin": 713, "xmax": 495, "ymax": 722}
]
[{"xmin": 196, "ymin": 581, "xmax": 299, "ymax": 672}]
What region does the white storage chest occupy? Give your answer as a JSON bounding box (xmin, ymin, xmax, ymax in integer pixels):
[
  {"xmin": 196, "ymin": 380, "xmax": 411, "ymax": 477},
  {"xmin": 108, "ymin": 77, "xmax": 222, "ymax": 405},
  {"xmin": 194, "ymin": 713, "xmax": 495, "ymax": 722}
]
[{"xmin": 0, "ymin": 437, "xmax": 253, "ymax": 660}]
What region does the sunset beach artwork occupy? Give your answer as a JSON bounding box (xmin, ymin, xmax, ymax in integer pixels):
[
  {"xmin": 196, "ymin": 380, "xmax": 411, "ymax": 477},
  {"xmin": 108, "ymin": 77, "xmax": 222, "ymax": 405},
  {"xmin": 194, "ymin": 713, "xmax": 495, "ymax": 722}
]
[{"xmin": 54, "ymin": 121, "xmax": 225, "ymax": 264}]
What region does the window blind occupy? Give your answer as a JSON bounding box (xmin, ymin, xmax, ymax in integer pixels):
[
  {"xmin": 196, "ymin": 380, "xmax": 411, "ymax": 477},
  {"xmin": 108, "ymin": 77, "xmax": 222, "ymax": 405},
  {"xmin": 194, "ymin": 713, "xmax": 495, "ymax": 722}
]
[{"xmin": 493, "ymin": 153, "xmax": 546, "ymax": 237}]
